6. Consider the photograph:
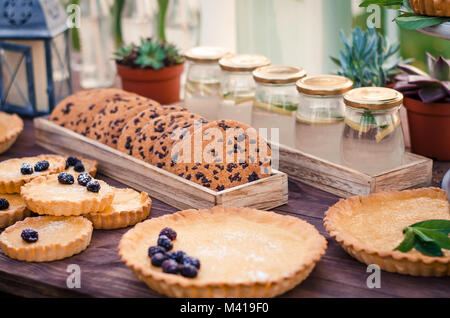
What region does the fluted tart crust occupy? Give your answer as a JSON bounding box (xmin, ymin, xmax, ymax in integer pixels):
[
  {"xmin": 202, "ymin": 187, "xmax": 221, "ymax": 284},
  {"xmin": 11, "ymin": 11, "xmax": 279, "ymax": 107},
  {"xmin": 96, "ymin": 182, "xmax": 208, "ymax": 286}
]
[
  {"xmin": 324, "ymin": 188, "xmax": 450, "ymax": 277},
  {"xmin": 0, "ymin": 155, "xmax": 66, "ymax": 193},
  {"xmin": 119, "ymin": 206, "xmax": 327, "ymax": 298},
  {"xmin": 21, "ymin": 175, "xmax": 114, "ymax": 216},
  {"xmin": 0, "ymin": 216, "xmax": 93, "ymax": 262},
  {"xmin": 86, "ymin": 187, "xmax": 151, "ymax": 229},
  {"xmin": 0, "ymin": 193, "xmax": 30, "ymax": 229}
]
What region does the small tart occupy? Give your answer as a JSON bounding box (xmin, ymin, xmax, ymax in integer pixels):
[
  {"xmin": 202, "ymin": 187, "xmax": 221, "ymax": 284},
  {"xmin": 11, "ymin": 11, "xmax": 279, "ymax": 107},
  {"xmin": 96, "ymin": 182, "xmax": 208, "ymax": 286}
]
[
  {"xmin": 21, "ymin": 175, "xmax": 114, "ymax": 216},
  {"xmin": 324, "ymin": 188, "xmax": 450, "ymax": 277},
  {"xmin": 0, "ymin": 112, "xmax": 23, "ymax": 155},
  {"xmin": 64, "ymin": 157, "xmax": 98, "ymax": 177},
  {"xmin": 119, "ymin": 206, "xmax": 327, "ymax": 298},
  {"xmin": 0, "ymin": 193, "xmax": 31, "ymax": 228},
  {"xmin": 0, "ymin": 216, "xmax": 93, "ymax": 262},
  {"xmin": 0, "ymin": 155, "xmax": 66, "ymax": 193},
  {"xmin": 86, "ymin": 188, "xmax": 151, "ymax": 230}
]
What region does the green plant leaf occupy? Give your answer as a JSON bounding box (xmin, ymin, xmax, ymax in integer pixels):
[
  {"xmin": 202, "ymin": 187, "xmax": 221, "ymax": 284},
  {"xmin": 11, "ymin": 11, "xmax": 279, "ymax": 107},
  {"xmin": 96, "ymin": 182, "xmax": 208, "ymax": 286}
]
[
  {"xmin": 411, "ymin": 220, "xmax": 450, "ymax": 234},
  {"xmin": 415, "ymin": 228, "xmax": 450, "ymax": 250},
  {"xmin": 414, "ymin": 239, "xmax": 444, "ymax": 257},
  {"xmin": 394, "ymin": 228, "xmax": 416, "ymax": 252},
  {"xmin": 359, "ymin": 0, "xmax": 402, "ymax": 7},
  {"xmin": 412, "ymin": 228, "xmax": 434, "ymax": 242},
  {"xmin": 395, "ymin": 15, "xmax": 446, "ymax": 30}
]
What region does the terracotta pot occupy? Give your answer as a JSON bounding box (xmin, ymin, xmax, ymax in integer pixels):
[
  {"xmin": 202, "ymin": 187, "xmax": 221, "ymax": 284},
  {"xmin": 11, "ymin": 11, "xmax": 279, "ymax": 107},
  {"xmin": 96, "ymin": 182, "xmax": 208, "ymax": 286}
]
[
  {"xmin": 403, "ymin": 96, "xmax": 450, "ymax": 161},
  {"xmin": 117, "ymin": 63, "xmax": 184, "ymax": 105}
]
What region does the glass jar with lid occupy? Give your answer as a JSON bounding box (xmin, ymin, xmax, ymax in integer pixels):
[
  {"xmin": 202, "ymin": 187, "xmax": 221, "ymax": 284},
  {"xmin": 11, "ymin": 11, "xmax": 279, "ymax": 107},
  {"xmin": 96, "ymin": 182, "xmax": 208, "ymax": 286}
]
[
  {"xmin": 296, "ymin": 75, "xmax": 353, "ymax": 163},
  {"xmin": 341, "ymin": 87, "xmax": 405, "ymax": 175},
  {"xmin": 217, "ymin": 54, "xmax": 271, "ymax": 125},
  {"xmin": 183, "ymin": 46, "xmax": 231, "ymax": 120},
  {"xmin": 252, "ymin": 66, "xmax": 306, "ymax": 148}
]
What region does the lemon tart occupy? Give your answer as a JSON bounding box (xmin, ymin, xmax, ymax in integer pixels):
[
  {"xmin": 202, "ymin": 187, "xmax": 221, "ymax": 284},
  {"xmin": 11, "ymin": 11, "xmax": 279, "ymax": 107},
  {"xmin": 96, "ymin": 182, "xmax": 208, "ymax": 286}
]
[
  {"xmin": 0, "ymin": 155, "xmax": 66, "ymax": 193},
  {"xmin": 0, "ymin": 193, "xmax": 30, "ymax": 228},
  {"xmin": 0, "ymin": 112, "xmax": 23, "ymax": 154},
  {"xmin": 0, "ymin": 216, "xmax": 93, "ymax": 262},
  {"xmin": 86, "ymin": 188, "xmax": 151, "ymax": 230},
  {"xmin": 119, "ymin": 206, "xmax": 327, "ymax": 298},
  {"xmin": 21, "ymin": 174, "xmax": 114, "ymax": 216},
  {"xmin": 324, "ymin": 188, "xmax": 450, "ymax": 277}
]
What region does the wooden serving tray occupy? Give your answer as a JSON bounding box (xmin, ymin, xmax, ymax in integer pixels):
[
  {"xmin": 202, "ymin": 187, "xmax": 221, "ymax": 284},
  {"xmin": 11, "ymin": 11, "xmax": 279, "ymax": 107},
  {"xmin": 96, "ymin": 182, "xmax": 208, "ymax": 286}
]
[
  {"xmin": 277, "ymin": 143, "xmax": 432, "ymax": 198},
  {"xmin": 33, "ymin": 117, "xmax": 288, "ymax": 211}
]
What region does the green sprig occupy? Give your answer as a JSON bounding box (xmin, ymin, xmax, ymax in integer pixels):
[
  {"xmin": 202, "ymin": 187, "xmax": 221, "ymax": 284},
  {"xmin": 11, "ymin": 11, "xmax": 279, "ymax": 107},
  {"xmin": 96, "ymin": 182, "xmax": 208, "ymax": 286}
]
[{"xmin": 394, "ymin": 220, "xmax": 450, "ymax": 257}]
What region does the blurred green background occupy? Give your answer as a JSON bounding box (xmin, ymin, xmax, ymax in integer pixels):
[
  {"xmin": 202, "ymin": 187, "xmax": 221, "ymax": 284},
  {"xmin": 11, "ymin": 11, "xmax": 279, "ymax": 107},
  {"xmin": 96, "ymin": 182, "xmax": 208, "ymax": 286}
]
[{"xmin": 352, "ymin": 6, "xmax": 449, "ymax": 71}]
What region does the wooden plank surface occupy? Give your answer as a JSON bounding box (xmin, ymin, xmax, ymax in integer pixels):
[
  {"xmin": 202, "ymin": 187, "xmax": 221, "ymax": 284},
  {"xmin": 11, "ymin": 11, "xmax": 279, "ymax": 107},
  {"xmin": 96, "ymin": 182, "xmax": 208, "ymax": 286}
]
[{"xmin": 0, "ymin": 119, "xmax": 449, "ymax": 298}]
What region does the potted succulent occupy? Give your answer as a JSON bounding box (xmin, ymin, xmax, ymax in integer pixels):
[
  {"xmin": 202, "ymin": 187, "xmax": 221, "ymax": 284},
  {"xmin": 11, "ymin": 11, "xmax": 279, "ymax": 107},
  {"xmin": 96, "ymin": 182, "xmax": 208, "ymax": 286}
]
[
  {"xmin": 394, "ymin": 53, "xmax": 450, "ymax": 160},
  {"xmin": 114, "ymin": 0, "xmax": 184, "ymax": 104}
]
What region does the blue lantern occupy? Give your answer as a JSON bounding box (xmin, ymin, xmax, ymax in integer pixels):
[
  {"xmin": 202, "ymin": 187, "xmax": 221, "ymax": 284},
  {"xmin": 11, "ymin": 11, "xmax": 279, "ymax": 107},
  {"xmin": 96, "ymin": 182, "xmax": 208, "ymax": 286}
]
[{"xmin": 0, "ymin": 0, "xmax": 72, "ymax": 117}]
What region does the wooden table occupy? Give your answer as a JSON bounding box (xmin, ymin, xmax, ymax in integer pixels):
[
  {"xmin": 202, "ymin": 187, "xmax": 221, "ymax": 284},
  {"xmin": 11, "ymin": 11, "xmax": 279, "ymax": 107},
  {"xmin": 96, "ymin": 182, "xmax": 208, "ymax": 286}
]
[{"xmin": 0, "ymin": 118, "xmax": 449, "ymax": 298}]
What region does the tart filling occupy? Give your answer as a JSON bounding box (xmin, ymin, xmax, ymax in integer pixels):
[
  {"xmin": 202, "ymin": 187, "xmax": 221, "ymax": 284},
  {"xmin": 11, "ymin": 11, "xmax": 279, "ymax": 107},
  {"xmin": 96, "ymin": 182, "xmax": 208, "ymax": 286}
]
[
  {"xmin": 119, "ymin": 206, "xmax": 327, "ymax": 298},
  {"xmin": 21, "ymin": 174, "xmax": 115, "ymax": 216},
  {"xmin": 324, "ymin": 188, "xmax": 450, "ymax": 276},
  {"xmin": 86, "ymin": 188, "xmax": 151, "ymax": 229},
  {"xmin": 0, "ymin": 155, "xmax": 66, "ymax": 193},
  {"xmin": 0, "ymin": 216, "xmax": 93, "ymax": 262},
  {"xmin": 0, "ymin": 193, "xmax": 30, "ymax": 229}
]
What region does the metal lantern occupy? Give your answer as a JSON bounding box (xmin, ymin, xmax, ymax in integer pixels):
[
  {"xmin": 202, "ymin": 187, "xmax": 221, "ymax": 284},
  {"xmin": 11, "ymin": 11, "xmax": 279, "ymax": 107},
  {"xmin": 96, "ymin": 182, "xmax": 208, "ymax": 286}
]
[{"xmin": 0, "ymin": 0, "xmax": 72, "ymax": 117}]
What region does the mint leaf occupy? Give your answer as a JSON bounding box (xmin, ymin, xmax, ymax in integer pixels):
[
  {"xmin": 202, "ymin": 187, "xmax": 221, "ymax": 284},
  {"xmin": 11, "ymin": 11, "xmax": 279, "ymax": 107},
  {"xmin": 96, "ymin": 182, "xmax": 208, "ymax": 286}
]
[
  {"xmin": 415, "ymin": 228, "xmax": 450, "ymax": 250},
  {"xmin": 414, "ymin": 240, "xmax": 443, "ymax": 257},
  {"xmin": 411, "ymin": 220, "xmax": 450, "ymax": 234},
  {"xmin": 394, "ymin": 228, "xmax": 415, "ymax": 252},
  {"xmin": 412, "ymin": 228, "xmax": 434, "ymax": 242}
]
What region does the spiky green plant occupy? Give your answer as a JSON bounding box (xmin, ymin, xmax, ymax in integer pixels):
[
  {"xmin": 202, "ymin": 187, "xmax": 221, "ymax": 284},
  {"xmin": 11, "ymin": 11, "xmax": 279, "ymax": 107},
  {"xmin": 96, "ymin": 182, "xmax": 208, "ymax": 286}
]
[
  {"xmin": 330, "ymin": 27, "xmax": 409, "ymax": 87},
  {"xmin": 114, "ymin": 38, "xmax": 183, "ymax": 70}
]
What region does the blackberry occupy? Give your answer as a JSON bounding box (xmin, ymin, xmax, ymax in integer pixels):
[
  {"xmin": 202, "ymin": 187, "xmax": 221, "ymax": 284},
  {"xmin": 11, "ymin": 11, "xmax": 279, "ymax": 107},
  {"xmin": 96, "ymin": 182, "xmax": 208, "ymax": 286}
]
[
  {"xmin": 86, "ymin": 180, "xmax": 100, "ymax": 193},
  {"xmin": 77, "ymin": 173, "xmax": 92, "ymax": 186},
  {"xmin": 179, "ymin": 264, "xmax": 198, "ymax": 278},
  {"xmin": 151, "ymin": 253, "xmax": 166, "ymax": 267},
  {"xmin": 182, "ymin": 256, "xmax": 201, "ymax": 269},
  {"xmin": 66, "ymin": 156, "xmax": 79, "ymax": 167},
  {"xmin": 34, "ymin": 160, "xmax": 50, "ymax": 172},
  {"xmin": 160, "ymin": 227, "xmax": 177, "ymax": 241},
  {"xmin": 157, "ymin": 235, "xmax": 173, "ymax": 251},
  {"xmin": 21, "ymin": 228, "xmax": 38, "ymax": 243},
  {"xmin": 0, "ymin": 198, "xmax": 9, "ymax": 210},
  {"xmin": 58, "ymin": 172, "xmax": 74, "ymax": 185},
  {"xmin": 162, "ymin": 259, "xmax": 179, "ymax": 274},
  {"xmin": 74, "ymin": 161, "xmax": 85, "ymax": 172},
  {"xmin": 148, "ymin": 246, "xmax": 166, "ymax": 257},
  {"xmin": 20, "ymin": 162, "xmax": 33, "ymax": 175}
]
